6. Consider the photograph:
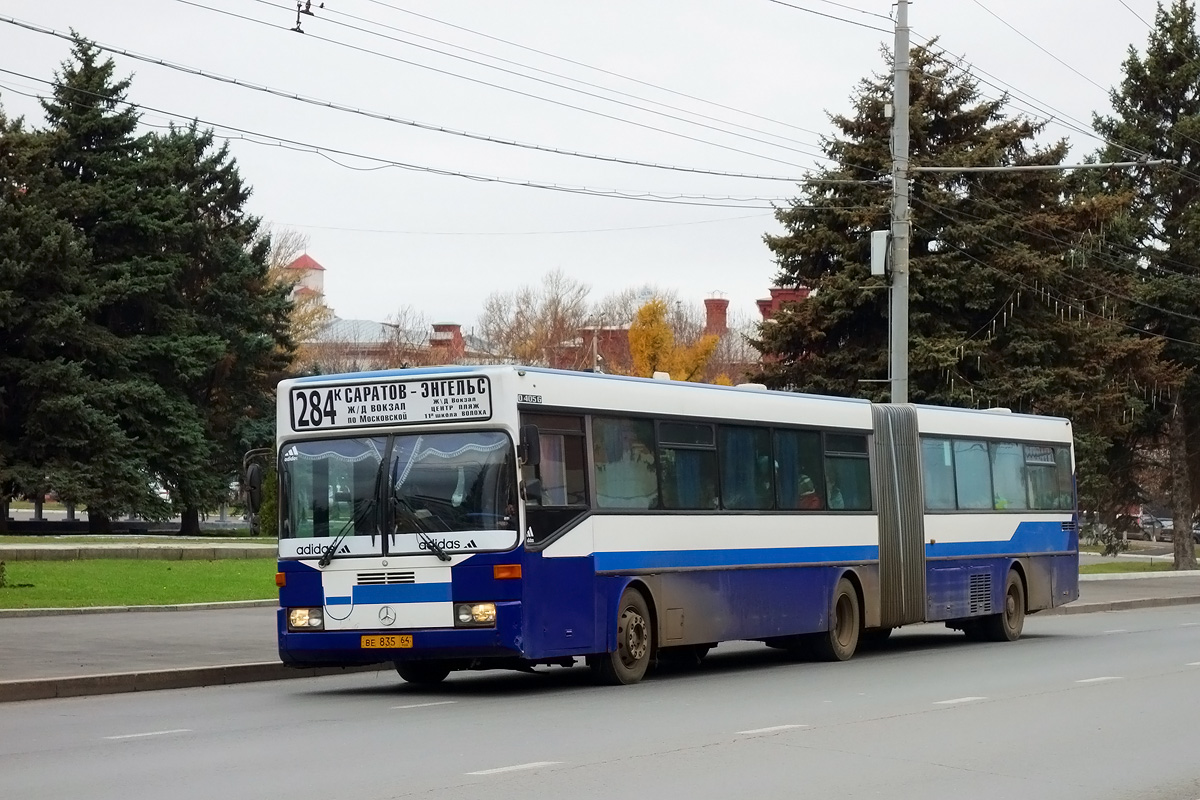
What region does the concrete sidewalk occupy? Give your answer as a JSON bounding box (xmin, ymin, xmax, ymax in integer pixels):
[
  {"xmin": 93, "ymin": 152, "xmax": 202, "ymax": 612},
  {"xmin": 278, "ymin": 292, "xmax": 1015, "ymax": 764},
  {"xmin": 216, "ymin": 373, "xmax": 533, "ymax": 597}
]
[{"xmin": 1, "ymin": 572, "xmax": 1199, "ymax": 703}]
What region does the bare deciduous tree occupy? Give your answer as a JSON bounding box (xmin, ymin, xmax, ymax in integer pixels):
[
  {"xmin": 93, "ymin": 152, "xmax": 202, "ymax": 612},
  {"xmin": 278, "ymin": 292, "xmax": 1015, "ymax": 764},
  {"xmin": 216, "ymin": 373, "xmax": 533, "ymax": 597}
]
[{"xmin": 478, "ymin": 269, "xmax": 591, "ymax": 367}]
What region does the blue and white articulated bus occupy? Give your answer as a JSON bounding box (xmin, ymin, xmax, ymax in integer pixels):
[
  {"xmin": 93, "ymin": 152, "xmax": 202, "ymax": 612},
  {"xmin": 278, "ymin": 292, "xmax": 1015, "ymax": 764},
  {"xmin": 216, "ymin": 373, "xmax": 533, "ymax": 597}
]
[{"xmin": 273, "ymin": 365, "xmax": 1078, "ymax": 685}]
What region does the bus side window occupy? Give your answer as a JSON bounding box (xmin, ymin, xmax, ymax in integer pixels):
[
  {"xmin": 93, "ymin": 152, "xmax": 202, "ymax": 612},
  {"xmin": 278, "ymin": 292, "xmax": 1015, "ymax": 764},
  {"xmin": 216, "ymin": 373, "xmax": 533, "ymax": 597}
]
[
  {"xmin": 719, "ymin": 426, "xmax": 773, "ymax": 510},
  {"xmin": 592, "ymin": 417, "xmax": 659, "ymax": 509},
  {"xmin": 989, "ymin": 442, "xmax": 1029, "ymax": 510},
  {"xmin": 658, "ymin": 421, "xmax": 718, "ymax": 510},
  {"xmin": 774, "ymin": 429, "xmax": 825, "ymax": 510},
  {"xmin": 824, "ymin": 433, "xmax": 872, "ymax": 511}
]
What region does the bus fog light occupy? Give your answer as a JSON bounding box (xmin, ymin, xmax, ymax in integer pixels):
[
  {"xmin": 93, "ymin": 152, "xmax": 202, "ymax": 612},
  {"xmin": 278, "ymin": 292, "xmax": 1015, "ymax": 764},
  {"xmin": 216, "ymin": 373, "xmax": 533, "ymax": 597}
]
[
  {"xmin": 454, "ymin": 602, "xmax": 496, "ymax": 627},
  {"xmin": 288, "ymin": 607, "xmax": 324, "ymax": 631}
]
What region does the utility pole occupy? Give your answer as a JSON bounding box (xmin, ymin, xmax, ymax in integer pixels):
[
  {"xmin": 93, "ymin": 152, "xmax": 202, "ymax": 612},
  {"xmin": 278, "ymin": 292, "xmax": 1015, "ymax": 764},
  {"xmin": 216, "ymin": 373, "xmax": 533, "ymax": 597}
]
[{"xmin": 890, "ymin": 0, "xmax": 911, "ymax": 404}]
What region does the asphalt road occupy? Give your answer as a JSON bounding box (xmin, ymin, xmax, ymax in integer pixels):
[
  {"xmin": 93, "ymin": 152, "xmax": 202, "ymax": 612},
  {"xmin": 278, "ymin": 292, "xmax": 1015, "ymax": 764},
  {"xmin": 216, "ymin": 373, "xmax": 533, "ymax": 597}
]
[{"xmin": 3, "ymin": 604, "xmax": 1199, "ymax": 800}]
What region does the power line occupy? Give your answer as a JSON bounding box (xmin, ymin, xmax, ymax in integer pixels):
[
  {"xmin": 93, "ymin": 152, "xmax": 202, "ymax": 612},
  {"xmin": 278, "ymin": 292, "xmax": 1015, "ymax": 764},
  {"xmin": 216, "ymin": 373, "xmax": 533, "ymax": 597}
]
[
  {"xmin": 0, "ymin": 72, "xmax": 825, "ymax": 209},
  {"xmin": 1117, "ymin": 0, "xmax": 1152, "ymax": 28},
  {"xmin": 969, "ymin": 0, "xmax": 1107, "ymax": 93},
  {"xmin": 274, "ymin": 212, "xmax": 776, "ymax": 236},
  {"xmin": 172, "ymin": 1, "xmax": 837, "ymax": 169},
  {"xmin": 910, "ymin": 31, "xmax": 1153, "ymax": 162},
  {"xmin": 764, "ymin": 0, "xmax": 892, "ymax": 33},
  {"xmin": 358, "ymin": 0, "xmax": 831, "ymax": 139},
  {"xmin": 308, "ymin": 0, "xmax": 831, "ymax": 148},
  {"xmin": 0, "ymin": 14, "xmax": 824, "ymax": 183}
]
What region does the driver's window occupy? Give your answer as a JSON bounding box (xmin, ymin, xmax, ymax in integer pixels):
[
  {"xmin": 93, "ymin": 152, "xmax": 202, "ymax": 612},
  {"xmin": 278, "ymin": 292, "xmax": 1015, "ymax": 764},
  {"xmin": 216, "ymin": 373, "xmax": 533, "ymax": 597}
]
[{"xmin": 520, "ymin": 414, "xmax": 587, "ymax": 506}]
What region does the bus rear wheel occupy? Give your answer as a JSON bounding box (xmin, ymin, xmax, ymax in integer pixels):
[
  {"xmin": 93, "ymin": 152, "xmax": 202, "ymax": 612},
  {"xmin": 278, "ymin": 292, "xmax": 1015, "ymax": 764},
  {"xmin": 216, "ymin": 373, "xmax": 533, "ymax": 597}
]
[
  {"xmin": 812, "ymin": 578, "xmax": 861, "ymax": 662},
  {"xmin": 590, "ymin": 588, "xmax": 653, "ymax": 685},
  {"xmin": 982, "ymin": 571, "xmax": 1025, "ymax": 642},
  {"xmin": 395, "ymin": 660, "xmax": 451, "ymax": 685}
]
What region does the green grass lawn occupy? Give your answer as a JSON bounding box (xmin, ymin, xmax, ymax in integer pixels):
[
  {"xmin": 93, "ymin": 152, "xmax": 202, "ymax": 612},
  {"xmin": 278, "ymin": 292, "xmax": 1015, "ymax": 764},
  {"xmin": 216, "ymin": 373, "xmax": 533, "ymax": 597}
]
[
  {"xmin": 1079, "ymin": 560, "xmax": 1179, "ymax": 574},
  {"xmin": 0, "ymin": 535, "xmax": 275, "ymax": 545},
  {"xmin": 0, "ymin": 558, "xmax": 278, "ymax": 608}
]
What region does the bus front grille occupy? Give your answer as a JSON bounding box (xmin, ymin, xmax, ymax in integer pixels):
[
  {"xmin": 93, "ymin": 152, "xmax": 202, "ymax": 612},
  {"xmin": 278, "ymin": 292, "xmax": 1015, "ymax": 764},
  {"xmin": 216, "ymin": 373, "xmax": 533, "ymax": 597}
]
[{"xmin": 357, "ymin": 571, "xmax": 416, "ymax": 585}]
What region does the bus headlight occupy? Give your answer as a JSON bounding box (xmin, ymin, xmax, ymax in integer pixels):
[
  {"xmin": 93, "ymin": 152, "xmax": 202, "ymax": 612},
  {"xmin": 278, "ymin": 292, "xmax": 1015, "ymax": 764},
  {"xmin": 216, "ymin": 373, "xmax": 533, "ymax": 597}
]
[
  {"xmin": 454, "ymin": 602, "xmax": 496, "ymax": 627},
  {"xmin": 288, "ymin": 607, "xmax": 324, "ymax": 631}
]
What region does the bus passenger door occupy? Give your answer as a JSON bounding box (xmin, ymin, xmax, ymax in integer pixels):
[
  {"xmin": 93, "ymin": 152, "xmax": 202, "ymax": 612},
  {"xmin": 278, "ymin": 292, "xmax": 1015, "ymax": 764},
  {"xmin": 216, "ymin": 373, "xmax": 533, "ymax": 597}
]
[{"xmin": 872, "ymin": 405, "xmax": 927, "ymax": 627}]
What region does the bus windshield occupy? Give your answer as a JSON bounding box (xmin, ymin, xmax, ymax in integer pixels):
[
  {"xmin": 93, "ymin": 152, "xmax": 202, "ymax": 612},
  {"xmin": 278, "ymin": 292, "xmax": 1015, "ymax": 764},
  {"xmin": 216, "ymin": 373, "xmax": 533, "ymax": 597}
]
[{"xmin": 280, "ymin": 432, "xmax": 518, "ymax": 549}]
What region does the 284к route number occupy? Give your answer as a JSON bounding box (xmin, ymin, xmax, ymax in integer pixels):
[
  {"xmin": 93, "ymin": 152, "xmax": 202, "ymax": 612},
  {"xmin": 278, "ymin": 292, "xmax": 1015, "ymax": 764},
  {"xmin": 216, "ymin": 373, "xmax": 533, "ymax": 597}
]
[{"xmin": 288, "ymin": 377, "xmax": 492, "ymax": 432}]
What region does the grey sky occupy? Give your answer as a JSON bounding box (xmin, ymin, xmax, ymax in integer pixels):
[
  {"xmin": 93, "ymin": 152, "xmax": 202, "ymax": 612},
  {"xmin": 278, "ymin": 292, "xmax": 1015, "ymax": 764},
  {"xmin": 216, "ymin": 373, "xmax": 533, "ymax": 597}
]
[{"xmin": 0, "ymin": 0, "xmax": 1164, "ymax": 330}]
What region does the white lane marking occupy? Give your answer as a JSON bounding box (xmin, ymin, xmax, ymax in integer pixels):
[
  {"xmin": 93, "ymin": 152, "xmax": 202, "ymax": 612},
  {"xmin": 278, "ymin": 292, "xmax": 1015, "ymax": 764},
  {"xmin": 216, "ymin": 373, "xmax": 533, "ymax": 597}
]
[
  {"xmin": 933, "ymin": 696, "xmax": 987, "ymax": 705},
  {"xmin": 736, "ymin": 724, "xmax": 808, "ymax": 735},
  {"xmin": 104, "ymin": 729, "xmax": 192, "ymax": 740},
  {"xmin": 1103, "ymin": 629, "xmax": 1128, "ymax": 634},
  {"xmin": 1187, "ymin": 662, "xmax": 1200, "ymax": 667},
  {"xmin": 391, "ymin": 701, "xmax": 457, "ymax": 710},
  {"xmin": 1076, "ymin": 677, "xmax": 1122, "ymax": 683},
  {"xmin": 1182, "ymin": 623, "xmax": 1199, "ymax": 627},
  {"xmin": 467, "ymin": 762, "xmax": 561, "ymax": 776}
]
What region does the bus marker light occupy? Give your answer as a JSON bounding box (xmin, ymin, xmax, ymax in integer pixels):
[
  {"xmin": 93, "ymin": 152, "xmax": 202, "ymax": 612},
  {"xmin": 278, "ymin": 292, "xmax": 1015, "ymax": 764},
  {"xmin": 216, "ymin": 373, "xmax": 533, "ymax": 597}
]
[
  {"xmin": 494, "ymin": 564, "xmax": 522, "ymax": 580},
  {"xmin": 275, "ymin": 572, "xmax": 286, "ymax": 588}
]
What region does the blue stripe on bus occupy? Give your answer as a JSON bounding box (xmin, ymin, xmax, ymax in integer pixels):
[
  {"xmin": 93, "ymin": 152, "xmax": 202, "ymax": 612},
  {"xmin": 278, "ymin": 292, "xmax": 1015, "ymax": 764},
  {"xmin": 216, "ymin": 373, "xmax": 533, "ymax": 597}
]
[
  {"xmin": 594, "ymin": 545, "xmax": 878, "ymax": 572},
  {"xmin": 349, "ymin": 583, "xmax": 452, "ymax": 604},
  {"xmin": 591, "ymin": 521, "xmax": 1072, "ymax": 572},
  {"xmin": 325, "ymin": 596, "xmax": 352, "ymax": 606}
]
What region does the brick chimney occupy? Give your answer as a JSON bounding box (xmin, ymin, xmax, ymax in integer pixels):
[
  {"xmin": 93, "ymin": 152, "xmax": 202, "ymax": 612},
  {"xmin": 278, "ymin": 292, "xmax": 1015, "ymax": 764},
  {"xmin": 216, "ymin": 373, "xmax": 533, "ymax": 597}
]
[
  {"xmin": 757, "ymin": 287, "xmax": 811, "ymax": 320},
  {"xmin": 429, "ymin": 323, "xmax": 465, "ymax": 361},
  {"xmin": 703, "ymin": 298, "xmax": 729, "ymax": 337}
]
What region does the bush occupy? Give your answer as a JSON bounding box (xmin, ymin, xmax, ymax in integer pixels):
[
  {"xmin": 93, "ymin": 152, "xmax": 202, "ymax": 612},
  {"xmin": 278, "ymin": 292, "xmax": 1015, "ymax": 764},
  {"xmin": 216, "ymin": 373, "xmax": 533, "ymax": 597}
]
[
  {"xmin": 1082, "ymin": 521, "xmax": 1129, "ymax": 557},
  {"xmin": 256, "ymin": 462, "xmax": 278, "ymax": 537}
]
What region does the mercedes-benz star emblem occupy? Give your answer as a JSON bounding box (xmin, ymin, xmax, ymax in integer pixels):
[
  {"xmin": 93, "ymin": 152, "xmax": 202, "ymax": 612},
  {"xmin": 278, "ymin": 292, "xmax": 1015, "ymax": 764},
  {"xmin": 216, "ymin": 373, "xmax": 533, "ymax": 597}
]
[{"xmin": 378, "ymin": 606, "xmax": 397, "ymax": 626}]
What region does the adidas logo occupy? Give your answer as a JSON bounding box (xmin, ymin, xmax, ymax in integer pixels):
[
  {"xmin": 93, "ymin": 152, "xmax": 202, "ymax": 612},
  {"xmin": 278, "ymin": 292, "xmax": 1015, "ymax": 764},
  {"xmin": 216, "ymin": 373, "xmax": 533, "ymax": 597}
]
[{"xmin": 283, "ymin": 446, "xmax": 299, "ymax": 462}]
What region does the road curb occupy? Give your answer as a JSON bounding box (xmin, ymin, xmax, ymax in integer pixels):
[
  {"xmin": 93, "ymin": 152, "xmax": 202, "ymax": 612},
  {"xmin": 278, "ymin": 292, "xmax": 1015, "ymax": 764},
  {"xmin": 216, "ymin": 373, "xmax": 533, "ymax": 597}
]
[
  {"xmin": 0, "ymin": 662, "xmax": 384, "ymax": 703},
  {"xmin": 1043, "ymin": 595, "xmax": 1200, "ymax": 615},
  {"xmin": 0, "ymin": 600, "xmax": 278, "ymax": 618}
]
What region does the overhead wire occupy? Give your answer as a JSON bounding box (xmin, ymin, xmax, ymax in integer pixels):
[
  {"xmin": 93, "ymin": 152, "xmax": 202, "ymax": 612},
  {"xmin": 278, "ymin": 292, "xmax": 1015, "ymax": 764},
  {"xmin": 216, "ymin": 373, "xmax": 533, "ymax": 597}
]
[
  {"xmin": 0, "ymin": 13, "xmax": 828, "ymax": 183},
  {"xmin": 0, "ymin": 71, "xmax": 878, "ymax": 210},
  {"xmin": 763, "ymin": 0, "xmax": 892, "ymax": 33},
  {"xmin": 272, "ymin": 212, "xmax": 775, "ymax": 236},
  {"xmin": 306, "ymin": 0, "xmax": 832, "ymax": 146},
  {"xmin": 173, "ymin": 0, "xmax": 839, "ymax": 169},
  {"xmin": 968, "ymin": 0, "xmax": 1108, "ymax": 92},
  {"xmin": 358, "ymin": 0, "xmax": 837, "ymax": 138}
]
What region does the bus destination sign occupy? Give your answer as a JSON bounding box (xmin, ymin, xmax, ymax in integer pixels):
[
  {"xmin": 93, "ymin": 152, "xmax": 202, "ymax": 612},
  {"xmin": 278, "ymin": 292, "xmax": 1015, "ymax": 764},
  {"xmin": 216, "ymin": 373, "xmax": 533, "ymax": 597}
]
[{"xmin": 289, "ymin": 377, "xmax": 492, "ymax": 431}]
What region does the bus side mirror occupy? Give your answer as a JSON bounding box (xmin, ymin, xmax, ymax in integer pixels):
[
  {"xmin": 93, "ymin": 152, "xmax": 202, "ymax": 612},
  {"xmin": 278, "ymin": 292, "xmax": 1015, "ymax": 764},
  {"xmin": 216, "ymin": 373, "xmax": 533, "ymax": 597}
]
[
  {"xmin": 246, "ymin": 463, "xmax": 264, "ymax": 513},
  {"xmin": 524, "ymin": 478, "xmax": 543, "ymax": 506},
  {"xmin": 520, "ymin": 424, "xmax": 541, "ymax": 467}
]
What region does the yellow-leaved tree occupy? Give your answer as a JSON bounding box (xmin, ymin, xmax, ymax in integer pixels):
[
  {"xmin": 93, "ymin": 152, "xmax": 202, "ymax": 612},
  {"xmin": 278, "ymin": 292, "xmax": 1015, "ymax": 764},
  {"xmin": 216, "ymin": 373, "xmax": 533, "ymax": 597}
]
[{"xmin": 627, "ymin": 298, "xmax": 719, "ymax": 381}]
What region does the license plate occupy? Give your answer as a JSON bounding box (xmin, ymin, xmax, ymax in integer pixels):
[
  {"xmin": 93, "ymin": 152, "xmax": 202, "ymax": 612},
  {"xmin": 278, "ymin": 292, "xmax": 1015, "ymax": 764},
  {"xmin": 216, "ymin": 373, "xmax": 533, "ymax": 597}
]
[{"xmin": 361, "ymin": 634, "xmax": 413, "ymax": 649}]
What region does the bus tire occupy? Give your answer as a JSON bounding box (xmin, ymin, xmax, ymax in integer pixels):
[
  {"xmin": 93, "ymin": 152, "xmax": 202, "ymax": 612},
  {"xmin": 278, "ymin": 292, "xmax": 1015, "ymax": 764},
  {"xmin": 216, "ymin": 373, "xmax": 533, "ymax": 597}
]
[
  {"xmin": 395, "ymin": 661, "xmax": 451, "ymax": 685},
  {"xmin": 983, "ymin": 570, "xmax": 1025, "ymax": 642},
  {"xmin": 590, "ymin": 588, "xmax": 653, "ymax": 685},
  {"xmin": 812, "ymin": 578, "xmax": 861, "ymax": 662}
]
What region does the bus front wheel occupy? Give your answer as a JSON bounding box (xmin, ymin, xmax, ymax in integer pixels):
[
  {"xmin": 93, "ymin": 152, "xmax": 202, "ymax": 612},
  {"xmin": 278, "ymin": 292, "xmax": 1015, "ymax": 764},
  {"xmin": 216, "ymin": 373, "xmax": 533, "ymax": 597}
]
[
  {"xmin": 812, "ymin": 578, "xmax": 861, "ymax": 662},
  {"xmin": 395, "ymin": 660, "xmax": 451, "ymax": 685},
  {"xmin": 590, "ymin": 588, "xmax": 653, "ymax": 685}
]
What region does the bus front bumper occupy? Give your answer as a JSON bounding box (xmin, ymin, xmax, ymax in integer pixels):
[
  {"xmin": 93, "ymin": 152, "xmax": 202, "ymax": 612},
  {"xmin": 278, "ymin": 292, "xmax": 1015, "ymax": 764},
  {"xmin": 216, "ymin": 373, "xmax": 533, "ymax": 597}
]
[{"xmin": 277, "ymin": 601, "xmax": 525, "ymax": 667}]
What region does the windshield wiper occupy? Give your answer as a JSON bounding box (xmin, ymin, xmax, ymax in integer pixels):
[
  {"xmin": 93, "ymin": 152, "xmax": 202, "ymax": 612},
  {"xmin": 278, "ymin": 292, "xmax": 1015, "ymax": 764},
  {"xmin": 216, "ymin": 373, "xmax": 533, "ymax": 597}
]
[
  {"xmin": 318, "ymin": 498, "xmax": 375, "ymax": 568},
  {"xmin": 392, "ymin": 494, "xmax": 452, "ymax": 562},
  {"xmin": 319, "ymin": 451, "xmax": 388, "ymax": 568}
]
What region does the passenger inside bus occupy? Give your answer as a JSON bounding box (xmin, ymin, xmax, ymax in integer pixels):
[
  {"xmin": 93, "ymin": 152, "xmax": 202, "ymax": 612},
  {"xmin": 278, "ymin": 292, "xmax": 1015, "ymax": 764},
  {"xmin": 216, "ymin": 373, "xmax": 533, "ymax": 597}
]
[{"xmin": 796, "ymin": 474, "xmax": 824, "ymax": 509}]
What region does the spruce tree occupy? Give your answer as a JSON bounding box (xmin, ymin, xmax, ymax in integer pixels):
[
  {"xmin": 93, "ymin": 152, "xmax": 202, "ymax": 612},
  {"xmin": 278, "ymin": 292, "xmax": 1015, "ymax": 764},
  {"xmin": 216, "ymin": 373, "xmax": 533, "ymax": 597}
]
[
  {"xmin": 148, "ymin": 124, "xmax": 294, "ymax": 533},
  {"xmin": 1093, "ymin": 0, "xmax": 1200, "ymax": 568},
  {"xmin": 754, "ymin": 43, "xmax": 1171, "ymax": 516}
]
